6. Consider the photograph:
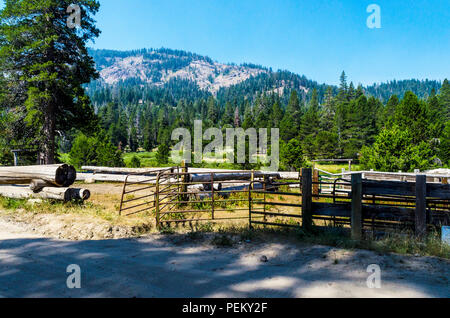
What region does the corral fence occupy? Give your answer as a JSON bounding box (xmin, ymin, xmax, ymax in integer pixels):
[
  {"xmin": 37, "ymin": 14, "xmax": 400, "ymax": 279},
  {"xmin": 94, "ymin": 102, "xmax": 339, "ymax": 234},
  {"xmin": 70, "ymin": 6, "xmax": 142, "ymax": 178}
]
[{"xmin": 119, "ymin": 167, "xmax": 450, "ymax": 238}]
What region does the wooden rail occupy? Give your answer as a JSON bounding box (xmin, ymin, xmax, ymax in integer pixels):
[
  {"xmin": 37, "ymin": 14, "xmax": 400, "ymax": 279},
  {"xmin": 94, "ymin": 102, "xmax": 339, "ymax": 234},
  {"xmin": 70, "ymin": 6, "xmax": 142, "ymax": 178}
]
[{"xmin": 119, "ymin": 167, "xmax": 449, "ymax": 238}]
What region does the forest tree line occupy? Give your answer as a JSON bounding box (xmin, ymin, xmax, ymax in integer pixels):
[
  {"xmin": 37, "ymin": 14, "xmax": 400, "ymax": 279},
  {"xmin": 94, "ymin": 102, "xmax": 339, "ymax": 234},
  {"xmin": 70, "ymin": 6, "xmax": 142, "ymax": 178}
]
[
  {"xmin": 0, "ymin": 1, "xmax": 448, "ymax": 173},
  {"xmin": 71, "ymin": 72, "xmax": 450, "ymax": 172}
]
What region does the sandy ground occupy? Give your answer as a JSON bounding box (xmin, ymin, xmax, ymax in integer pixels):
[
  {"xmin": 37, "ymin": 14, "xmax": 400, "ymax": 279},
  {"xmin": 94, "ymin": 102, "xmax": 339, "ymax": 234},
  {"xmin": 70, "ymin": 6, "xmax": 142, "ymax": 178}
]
[{"xmin": 0, "ymin": 219, "xmax": 449, "ymax": 298}]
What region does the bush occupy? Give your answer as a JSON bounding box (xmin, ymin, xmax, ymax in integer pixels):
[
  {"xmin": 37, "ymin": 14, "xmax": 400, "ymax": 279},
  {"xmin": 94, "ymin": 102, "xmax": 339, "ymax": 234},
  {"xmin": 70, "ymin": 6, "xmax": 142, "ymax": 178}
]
[
  {"xmin": 156, "ymin": 144, "xmax": 170, "ymax": 165},
  {"xmin": 280, "ymin": 139, "xmax": 305, "ymax": 171},
  {"xmin": 360, "ymin": 125, "xmax": 435, "ymax": 172},
  {"xmin": 69, "ymin": 132, "xmax": 124, "ymax": 168},
  {"xmin": 128, "ymin": 155, "xmax": 141, "ymax": 168},
  {"xmin": 0, "ymin": 143, "xmax": 13, "ymax": 166}
]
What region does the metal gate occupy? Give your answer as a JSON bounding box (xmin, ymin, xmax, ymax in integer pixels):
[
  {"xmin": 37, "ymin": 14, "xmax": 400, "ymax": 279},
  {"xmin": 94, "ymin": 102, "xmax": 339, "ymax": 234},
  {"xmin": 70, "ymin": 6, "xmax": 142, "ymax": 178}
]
[
  {"xmin": 119, "ymin": 167, "xmax": 178, "ymax": 216},
  {"xmin": 249, "ymin": 177, "xmax": 303, "ymax": 228}
]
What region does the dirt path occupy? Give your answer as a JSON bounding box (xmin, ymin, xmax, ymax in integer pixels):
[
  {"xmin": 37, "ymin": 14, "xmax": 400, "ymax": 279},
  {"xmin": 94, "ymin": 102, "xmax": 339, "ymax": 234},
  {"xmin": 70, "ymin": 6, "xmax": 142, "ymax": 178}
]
[{"xmin": 0, "ymin": 219, "xmax": 448, "ymax": 298}]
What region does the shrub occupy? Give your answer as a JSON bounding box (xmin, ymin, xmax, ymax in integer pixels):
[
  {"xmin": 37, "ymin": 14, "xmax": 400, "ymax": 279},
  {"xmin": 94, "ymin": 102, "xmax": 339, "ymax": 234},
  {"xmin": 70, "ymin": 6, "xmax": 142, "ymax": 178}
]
[
  {"xmin": 69, "ymin": 132, "xmax": 124, "ymax": 168},
  {"xmin": 360, "ymin": 125, "xmax": 435, "ymax": 172},
  {"xmin": 128, "ymin": 155, "xmax": 141, "ymax": 168},
  {"xmin": 156, "ymin": 144, "xmax": 170, "ymax": 165}
]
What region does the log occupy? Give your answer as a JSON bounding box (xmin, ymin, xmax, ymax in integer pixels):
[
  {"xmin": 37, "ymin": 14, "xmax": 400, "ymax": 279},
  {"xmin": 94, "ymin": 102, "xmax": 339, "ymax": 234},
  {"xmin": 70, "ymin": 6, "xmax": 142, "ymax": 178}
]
[
  {"xmin": 0, "ymin": 164, "xmax": 76, "ymax": 187},
  {"xmin": 0, "ymin": 185, "xmax": 90, "ymax": 201},
  {"xmin": 82, "ymin": 166, "xmax": 162, "ymax": 175},
  {"xmin": 190, "ymin": 172, "xmax": 280, "ymax": 183},
  {"xmin": 188, "ymin": 183, "xmax": 223, "ymax": 192},
  {"xmin": 29, "ymin": 179, "xmax": 55, "ymax": 193}
]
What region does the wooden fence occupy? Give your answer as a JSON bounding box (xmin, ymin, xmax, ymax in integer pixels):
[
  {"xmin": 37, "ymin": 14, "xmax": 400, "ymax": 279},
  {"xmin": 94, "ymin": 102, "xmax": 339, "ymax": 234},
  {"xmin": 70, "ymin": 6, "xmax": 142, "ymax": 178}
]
[{"xmin": 118, "ymin": 167, "xmax": 450, "ymax": 238}]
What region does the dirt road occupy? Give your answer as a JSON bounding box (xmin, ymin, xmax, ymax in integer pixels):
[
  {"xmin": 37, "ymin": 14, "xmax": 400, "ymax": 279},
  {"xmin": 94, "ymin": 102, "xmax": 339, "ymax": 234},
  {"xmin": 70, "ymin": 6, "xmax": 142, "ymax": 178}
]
[{"xmin": 0, "ymin": 219, "xmax": 448, "ymax": 298}]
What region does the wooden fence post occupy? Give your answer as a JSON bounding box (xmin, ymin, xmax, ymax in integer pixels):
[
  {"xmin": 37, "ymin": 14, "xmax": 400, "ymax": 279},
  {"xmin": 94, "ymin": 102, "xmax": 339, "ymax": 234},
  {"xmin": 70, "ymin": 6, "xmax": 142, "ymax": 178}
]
[
  {"xmin": 415, "ymin": 175, "xmax": 427, "ymax": 237},
  {"xmin": 301, "ymin": 168, "xmax": 313, "ymax": 231},
  {"xmin": 211, "ymin": 173, "xmax": 215, "ymax": 220},
  {"xmin": 351, "ymin": 173, "xmax": 363, "ymax": 240},
  {"xmin": 155, "ymin": 172, "xmax": 161, "ymax": 229},
  {"xmin": 181, "ymin": 161, "xmax": 189, "ymax": 202},
  {"xmin": 313, "ymin": 169, "xmax": 319, "ymax": 196}
]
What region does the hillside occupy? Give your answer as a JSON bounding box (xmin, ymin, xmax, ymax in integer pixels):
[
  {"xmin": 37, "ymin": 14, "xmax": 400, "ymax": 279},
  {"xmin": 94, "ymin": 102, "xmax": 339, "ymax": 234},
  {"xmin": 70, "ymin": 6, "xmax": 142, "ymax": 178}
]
[
  {"xmin": 90, "ymin": 48, "xmax": 268, "ymax": 94},
  {"xmin": 88, "ymin": 48, "xmax": 442, "ymax": 104}
]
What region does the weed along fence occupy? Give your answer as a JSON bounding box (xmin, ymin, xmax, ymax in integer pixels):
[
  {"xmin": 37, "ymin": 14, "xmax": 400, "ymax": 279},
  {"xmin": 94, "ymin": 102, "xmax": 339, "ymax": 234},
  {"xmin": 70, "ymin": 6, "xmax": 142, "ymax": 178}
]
[{"xmin": 117, "ymin": 167, "xmax": 450, "ymax": 238}]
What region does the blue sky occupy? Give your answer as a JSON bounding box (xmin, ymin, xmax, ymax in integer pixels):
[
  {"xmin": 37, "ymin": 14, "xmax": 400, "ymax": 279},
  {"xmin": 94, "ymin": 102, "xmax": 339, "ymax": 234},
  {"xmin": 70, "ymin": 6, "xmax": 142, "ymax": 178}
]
[{"xmin": 2, "ymin": 0, "xmax": 449, "ymax": 85}]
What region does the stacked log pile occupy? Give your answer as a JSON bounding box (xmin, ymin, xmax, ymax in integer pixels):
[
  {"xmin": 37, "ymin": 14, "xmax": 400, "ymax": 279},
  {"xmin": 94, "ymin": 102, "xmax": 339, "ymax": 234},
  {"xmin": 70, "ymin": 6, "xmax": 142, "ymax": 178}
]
[{"xmin": 0, "ymin": 164, "xmax": 90, "ymax": 202}]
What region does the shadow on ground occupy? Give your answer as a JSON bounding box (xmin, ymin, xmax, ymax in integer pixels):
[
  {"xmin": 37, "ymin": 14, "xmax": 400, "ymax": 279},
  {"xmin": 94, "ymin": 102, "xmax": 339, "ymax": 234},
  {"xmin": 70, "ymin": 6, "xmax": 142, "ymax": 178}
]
[{"xmin": 1, "ymin": 233, "xmax": 449, "ymax": 298}]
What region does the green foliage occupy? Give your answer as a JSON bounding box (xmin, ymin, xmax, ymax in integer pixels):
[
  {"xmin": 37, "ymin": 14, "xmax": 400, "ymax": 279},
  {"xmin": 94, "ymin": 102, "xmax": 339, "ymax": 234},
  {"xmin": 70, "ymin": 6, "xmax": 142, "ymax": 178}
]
[
  {"xmin": 280, "ymin": 139, "xmax": 304, "ymax": 171},
  {"xmin": 394, "ymin": 91, "xmax": 430, "ymax": 143},
  {"xmin": 128, "ymin": 155, "xmax": 142, "ymax": 168},
  {"xmin": 438, "ymin": 79, "xmax": 450, "ymax": 121},
  {"xmin": 0, "ymin": 0, "xmax": 101, "ymax": 163},
  {"xmin": 360, "ymin": 126, "xmax": 435, "ymax": 172},
  {"xmin": 68, "ymin": 132, "xmax": 124, "ymax": 169},
  {"xmin": 440, "ymin": 121, "xmax": 450, "ymax": 166},
  {"xmin": 156, "ymin": 144, "xmax": 170, "ymax": 165}
]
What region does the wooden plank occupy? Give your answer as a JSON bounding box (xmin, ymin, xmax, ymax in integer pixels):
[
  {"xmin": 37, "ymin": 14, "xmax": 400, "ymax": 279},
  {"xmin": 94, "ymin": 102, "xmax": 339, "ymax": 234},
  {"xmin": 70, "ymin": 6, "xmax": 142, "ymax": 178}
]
[
  {"xmin": 352, "ymin": 173, "xmax": 363, "ymax": 240},
  {"xmin": 190, "ymin": 172, "xmax": 280, "ymax": 183},
  {"xmin": 301, "ymin": 168, "xmax": 313, "ymax": 231},
  {"xmin": 313, "ymin": 169, "xmax": 319, "ymax": 196},
  {"xmin": 363, "ymin": 205, "xmax": 414, "ymax": 221},
  {"xmin": 362, "ymin": 179, "xmax": 415, "ymax": 197},
  {"xmin": 311, "ymin": 203, "xmax": 416, "ymax": 221},
  {"xmin": 312, "ymin": 202, "xmax": 351, "ymax": 217},
  {"xmin": 427, "ymin": 183, "xmax": 450, "ymax": 199},
  {"xmin": 415, "ymin": 175, "xmax": 427, "ymax": 237}
]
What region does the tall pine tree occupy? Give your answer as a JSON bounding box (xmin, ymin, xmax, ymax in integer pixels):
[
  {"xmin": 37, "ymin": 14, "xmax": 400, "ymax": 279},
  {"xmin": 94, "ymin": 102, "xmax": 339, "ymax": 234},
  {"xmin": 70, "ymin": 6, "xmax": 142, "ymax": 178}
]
[{"xmin": 0, "ymin": 0, "xmax": 101, "ymax": 163}]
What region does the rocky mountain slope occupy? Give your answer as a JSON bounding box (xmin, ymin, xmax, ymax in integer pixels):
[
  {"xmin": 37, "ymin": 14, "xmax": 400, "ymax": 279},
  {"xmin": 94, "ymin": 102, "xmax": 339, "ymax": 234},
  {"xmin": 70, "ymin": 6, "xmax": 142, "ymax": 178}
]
[
  {"xmin": 88, "ymin": 48, "xmax": 442, "ymax": 102},
  {"xmin": 91, "ymin": 48, "xmax": 268, "ymax": 94}
]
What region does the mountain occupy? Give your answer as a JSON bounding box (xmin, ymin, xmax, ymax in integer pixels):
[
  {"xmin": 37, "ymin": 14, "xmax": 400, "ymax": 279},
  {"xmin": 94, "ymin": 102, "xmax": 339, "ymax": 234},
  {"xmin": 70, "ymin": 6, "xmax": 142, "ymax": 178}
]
[
  {"xmin": 88, "ymin": 48, "xmax": 442, "ymax": 104},
  {"xmin": 90, "ymin": 48, "xmax": 268, "ymax": 94}
]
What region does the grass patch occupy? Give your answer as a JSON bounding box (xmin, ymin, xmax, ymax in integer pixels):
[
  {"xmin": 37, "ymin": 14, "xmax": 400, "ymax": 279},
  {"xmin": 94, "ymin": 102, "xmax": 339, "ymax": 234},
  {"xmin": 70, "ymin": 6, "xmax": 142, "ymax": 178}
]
[
  {"xmin": 208, "ymin": 224, "xmax": 450, "ymax": 259},
  {"xmin": 314, "ymin": 163, "xmax": 362, "ymax": 174},
  {"xmin": 0, "ymin": 197, "xmax": 28, "ymax": 210}
]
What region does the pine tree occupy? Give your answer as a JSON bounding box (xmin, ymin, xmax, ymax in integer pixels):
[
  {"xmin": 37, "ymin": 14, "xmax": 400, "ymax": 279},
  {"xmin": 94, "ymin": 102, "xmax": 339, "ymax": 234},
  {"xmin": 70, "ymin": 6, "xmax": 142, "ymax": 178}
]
[
  {"xmin": 300, "ymin": 88, "xmax": 320, "ymax": 159},
  {"xmin": 439, "ymin": 121, "xmax": 450, "ymax": 166},
  {"xmin": 233, "ymin": 107, "xmax": 241, "ymax": 127},
  {"xmin": 428, "ymin": 89, "xmax": 446, "ymax": 138},
  {"xmin": 320, "ymin": 86, "xmax": 335, "ymax": 131},
  {"xmin": 242, "ymin": 103, "xmax": 254, "ymax": 130},
  {"xmin": 207, "ymin": 96, "xmax": 219, "ymax": 125},
  {"xmin": 394, "ymin": 91, "xmax": 430, "ymax": 143},
  {"xmin": 337, "ymin": 71, "xmax": 348, "ymax": 102},
  {"xmin": 280, "ymin": 90, "xmax": 302, "ymax": 142},
  {"xmin": 271, "ymin": 96, "xmax": 284, "ymax": 128},
  {"xmin": 222, "ymin": 101, "xmax": 234, "ymax": 126},
  {"xmin": 383, "ymin": 95, "xmax": 400, "ymax": 125},
  {"xmin": 439, "ymin": 79, "xmax": 450, "ymax": 121},
  {"xmin": 0, "ymin": 0, "xmax": 101, "ymax": 163}
]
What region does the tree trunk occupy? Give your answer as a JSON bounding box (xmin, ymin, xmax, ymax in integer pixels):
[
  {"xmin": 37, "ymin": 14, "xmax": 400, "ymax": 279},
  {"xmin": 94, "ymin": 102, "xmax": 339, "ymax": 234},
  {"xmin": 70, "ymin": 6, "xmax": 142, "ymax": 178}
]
[
  {"xmin": 0, "ymin": 185, "xmax": 90, "ymax": 201},
  {"xmin": 42, "ymin": 103, "xmax": 56, "ymax": 165},
  {"xmin": 0, "ymin": 164, "xmax": 77, "ymax": 187}
]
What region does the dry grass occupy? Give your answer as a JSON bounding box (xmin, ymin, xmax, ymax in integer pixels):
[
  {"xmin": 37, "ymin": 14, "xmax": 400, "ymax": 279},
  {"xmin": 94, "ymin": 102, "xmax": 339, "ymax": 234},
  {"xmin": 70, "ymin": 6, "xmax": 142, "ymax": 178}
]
[{"xmin": 0, "ymin": 181, "xmax": 448, "ymax": 259}]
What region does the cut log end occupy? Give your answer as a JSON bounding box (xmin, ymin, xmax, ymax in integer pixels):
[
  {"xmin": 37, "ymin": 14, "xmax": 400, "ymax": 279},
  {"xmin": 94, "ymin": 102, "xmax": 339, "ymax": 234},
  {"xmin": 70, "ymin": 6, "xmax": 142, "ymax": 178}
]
[{"xmin": 56, "ymin": 164, "xmax": 77, "ymax": 187}]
